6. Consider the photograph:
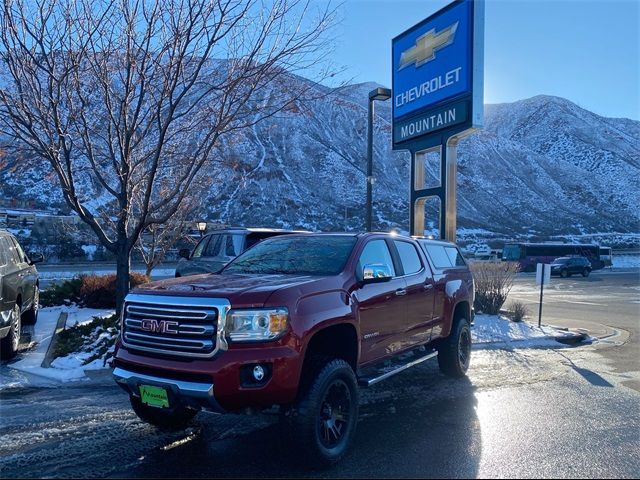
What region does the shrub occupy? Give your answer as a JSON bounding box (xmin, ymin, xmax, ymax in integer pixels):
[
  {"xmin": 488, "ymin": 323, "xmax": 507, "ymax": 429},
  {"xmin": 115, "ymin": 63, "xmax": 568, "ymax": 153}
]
[
  {"xmin": 509, "ymin": 301, "xmax": 529, "ymax": 322},
  {"xmin": 41, "ymin": 273, "xmax": 149, "ymax": 308},
  {"xmin": 79, "ymin": 273, "xmax": 149, "ymax": 308},
  {"xmin": 53, "ymin": 313, "xmax": 119, "ymax": 362},
  {"xmin": 469, "ymin": 261, "xmax": 519, "ymax": 315},
  {"xmin": 40, "ymin": 277, "xmax": 83, "ymax": 307}
]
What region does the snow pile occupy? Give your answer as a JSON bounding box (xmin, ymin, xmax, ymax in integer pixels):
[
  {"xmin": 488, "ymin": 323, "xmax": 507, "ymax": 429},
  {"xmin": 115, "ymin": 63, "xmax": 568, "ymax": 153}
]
[
  {"xmin": 5, "ymin": 306, "xmax": 114, "ymax": 386},
  {"xmin": 472, "ymin": 314, "xmax": 580, "ymax": 349},
  {"xmin": 612, "ymin": 255, "xmax": 640, "ymax": 269}
]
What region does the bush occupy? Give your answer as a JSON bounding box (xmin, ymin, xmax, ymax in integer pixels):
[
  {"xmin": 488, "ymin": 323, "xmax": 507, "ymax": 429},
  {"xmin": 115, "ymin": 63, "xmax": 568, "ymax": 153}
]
[
  {"xmin": 470, "ymin": 261, "xmax": 519, "ymax": 315},
  {"xmin": 40, "ymin": 277, "xmax": 83, "ymax": 307},
  {"xmin": 41, "ymin": 273, "xmax": 149, "ymax": 308},
  {"xmin": 509, "ymin": 301, "xmax": 529, "ymax": 322},
  {"xmin": 80, "ymin": 273, "xmax": 149, "ymax": 308},
  {"xmin": 53, "ymin": 313, "xmax": 119, "ymax": 362}
]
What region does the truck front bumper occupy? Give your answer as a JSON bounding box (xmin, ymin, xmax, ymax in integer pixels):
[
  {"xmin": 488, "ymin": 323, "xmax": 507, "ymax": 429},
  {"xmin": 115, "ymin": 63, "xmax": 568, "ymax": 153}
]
[{"xmin": 113, "ymin": 366, "xmax": 226, "ymax": 414}]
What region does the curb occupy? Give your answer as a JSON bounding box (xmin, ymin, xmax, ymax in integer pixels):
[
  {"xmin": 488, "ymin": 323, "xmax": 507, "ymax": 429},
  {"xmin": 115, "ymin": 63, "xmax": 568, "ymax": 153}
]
[
  {"xmin": 84, "ymin": 368, "xmax": 114, "ymax": 383},
  {"xmin": 40, "ymin": 312, "xmax": 67, "ymax": 368}
]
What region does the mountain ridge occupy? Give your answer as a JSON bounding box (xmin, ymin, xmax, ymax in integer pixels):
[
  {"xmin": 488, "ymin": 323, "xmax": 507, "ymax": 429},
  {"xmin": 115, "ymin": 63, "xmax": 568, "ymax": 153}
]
[{"xmin": 1, "ymin": 77, "xmax": 638, "ymax": 244}]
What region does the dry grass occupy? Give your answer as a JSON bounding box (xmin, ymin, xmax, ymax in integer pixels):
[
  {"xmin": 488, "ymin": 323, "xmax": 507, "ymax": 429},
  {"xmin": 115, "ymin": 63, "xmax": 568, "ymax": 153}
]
[{"xmin": 509, "ymin": 301, "xmax": 529, "ymax": 322}]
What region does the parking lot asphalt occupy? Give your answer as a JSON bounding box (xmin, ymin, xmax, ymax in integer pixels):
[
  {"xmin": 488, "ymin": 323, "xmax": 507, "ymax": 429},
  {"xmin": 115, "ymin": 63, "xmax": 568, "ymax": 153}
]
[
  {"xmin": 508, "ymin": 268, "xmax": 640, "ymax": 391},
  {"xmin": 0, "ymin": 344, "xmax": 639, "ymax": 479}
]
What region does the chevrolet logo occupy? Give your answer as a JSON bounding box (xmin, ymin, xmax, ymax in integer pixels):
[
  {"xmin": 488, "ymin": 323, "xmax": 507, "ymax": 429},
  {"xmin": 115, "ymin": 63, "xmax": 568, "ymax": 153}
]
[{"xmin": 399, "ymin": 22, "xmax": 459, "ymax": 70}]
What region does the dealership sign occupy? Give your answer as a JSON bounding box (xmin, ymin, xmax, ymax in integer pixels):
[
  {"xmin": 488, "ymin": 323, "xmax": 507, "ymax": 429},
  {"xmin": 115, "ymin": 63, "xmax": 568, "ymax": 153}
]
[{"xmin": 392, "ymin": 0, "xmax": 484, "ymax": 147}]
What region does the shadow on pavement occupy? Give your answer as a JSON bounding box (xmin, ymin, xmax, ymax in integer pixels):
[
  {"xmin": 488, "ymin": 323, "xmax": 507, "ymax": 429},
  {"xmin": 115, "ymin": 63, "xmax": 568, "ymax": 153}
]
[
  {"xmin": 124, "ymin": 375, "xmax": 481, "ymax": 478},
  {"xmin": 571, "ymin": 367, "xmax": 614, "ymax": 388}
]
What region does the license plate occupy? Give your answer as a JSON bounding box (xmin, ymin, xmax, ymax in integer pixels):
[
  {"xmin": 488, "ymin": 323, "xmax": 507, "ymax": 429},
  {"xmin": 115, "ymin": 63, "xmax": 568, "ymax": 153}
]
[{"xmin": 139, "ymin": 385, "xmax": 170, "ymax": 408}]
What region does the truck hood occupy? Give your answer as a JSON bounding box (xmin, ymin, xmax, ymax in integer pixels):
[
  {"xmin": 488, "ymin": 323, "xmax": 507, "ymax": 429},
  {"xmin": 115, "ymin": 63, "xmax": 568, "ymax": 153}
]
[{"xmin": 133, "ymin": 272, "xmax": 325, "ymax": 307}]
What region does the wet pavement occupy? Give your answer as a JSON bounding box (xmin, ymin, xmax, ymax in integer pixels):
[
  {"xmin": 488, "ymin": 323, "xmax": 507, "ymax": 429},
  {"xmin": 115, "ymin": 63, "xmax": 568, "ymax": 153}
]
[{"xmin": 1, "ymin": 345, "xmax": 639, "ymax": 478}]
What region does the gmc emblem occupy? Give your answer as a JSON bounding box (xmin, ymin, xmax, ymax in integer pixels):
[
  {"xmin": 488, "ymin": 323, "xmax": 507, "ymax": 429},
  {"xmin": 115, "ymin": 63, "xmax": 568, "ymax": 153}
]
[{"xmin": 140, "ymin": 319, "xmax": 179, "ymax": 334}]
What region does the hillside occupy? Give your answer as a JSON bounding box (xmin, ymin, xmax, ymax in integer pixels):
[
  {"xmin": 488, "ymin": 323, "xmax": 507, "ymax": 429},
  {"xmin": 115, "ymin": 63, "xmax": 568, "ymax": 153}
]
[{"xmin": 1, "ymin": 76, "xmax": 638, "ymax": 243}]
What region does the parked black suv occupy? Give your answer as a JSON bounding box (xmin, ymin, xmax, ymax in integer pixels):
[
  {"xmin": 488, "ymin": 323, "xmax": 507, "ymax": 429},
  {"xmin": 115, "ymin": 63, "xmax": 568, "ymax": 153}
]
[
  {"xmin": 550, "ymin": 256, "xmax": 592, "ymax": 278},
  {"xmin": 175, "ymin": 228, "xmax": 306, "ymax": 277},
  {"xmin": 0, "ymin": 230, "xmax": 43, "ymax": 359}
]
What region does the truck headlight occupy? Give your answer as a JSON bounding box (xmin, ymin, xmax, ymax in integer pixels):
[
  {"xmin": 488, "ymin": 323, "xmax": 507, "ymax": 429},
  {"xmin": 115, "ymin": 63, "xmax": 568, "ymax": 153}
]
[{"xmin": 225, "ymin": 308, "xmax": 289, "ymax": 342}]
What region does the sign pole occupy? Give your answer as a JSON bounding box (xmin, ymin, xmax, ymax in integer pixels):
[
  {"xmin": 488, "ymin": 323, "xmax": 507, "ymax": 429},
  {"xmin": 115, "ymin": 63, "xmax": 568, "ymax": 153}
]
[{"xmin": 538, "ymin": 264, "xmax": 545, "ymax": 327}]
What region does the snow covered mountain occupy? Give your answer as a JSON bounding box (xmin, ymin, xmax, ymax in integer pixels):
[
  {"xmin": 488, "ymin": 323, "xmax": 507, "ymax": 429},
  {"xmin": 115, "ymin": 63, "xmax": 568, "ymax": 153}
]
[{"xmin": 1, "ymin": 77, "xmax": 639, "ymax": 241}]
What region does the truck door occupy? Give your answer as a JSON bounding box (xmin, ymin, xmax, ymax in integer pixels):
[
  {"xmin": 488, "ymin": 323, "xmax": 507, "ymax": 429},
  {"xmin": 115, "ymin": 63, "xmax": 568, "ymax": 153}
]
[
  {"xmin": 355, "ymin": 239, "xmax": 407, "ymax": 365},
  {"xmin": 10, "ymin": 237, "xmax": 35, "ymax": 310},
  {"xmin": 392, "ymin": 239, "xmax": 435, "ymax": 347},
  {"xmin": 1, "ymin": 237, "xmax": 21, "ymax": 313}
]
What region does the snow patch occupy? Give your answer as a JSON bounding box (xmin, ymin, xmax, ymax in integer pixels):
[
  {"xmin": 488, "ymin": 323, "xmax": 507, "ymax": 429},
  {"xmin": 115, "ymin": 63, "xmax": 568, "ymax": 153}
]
[
  {"xmin": 4, "ymin": 306, "xmax": 113, "ymax": 388},
  {"xmin": 81, "ymin": 245, "xmax": 97, "ymax": 260},
  {"xmin": 612, "ymin": 255, "xmax": 640, "ymax": 269},
  {"xmin": 472, "ymin": 314, "xmax": 582, "ymax": 349}
]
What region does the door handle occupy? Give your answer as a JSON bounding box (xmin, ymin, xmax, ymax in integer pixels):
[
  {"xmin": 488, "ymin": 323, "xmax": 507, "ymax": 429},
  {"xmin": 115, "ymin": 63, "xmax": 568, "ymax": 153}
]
[
  {"xmin": 395, "ymin": 289, "xmax": 407, "ymax": 296},
  {"xmin": 423, "ymin": 284, "xmax": 434, "ymax": 290}
]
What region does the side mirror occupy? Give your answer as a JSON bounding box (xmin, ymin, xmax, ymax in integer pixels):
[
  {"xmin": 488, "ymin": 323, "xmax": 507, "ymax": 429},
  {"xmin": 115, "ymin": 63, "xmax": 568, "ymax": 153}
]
[
  {"xmin": 29, "ymin": 252, "xmax": 44, "ymax": 264},
  {"xmin": 361, "ymin": 263, "xmax": 393, "ymax": 284},
  {"xmin": 178, "ymin": 248, "xmax": 191, "ymax": 259}
]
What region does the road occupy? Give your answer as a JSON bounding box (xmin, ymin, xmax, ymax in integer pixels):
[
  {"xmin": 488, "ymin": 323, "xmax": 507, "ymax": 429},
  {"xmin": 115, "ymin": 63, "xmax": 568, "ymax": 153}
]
[
  {"xmin": 38, "ymin": 262, "xmax": 177, "ymax": 289},
  {"xmin": 1, "ymin": 268, "xmax": 638, "ymax": 478},
  {"xmin": 508, "ymin": 268, "xmax": 640, "ymax": 391}
]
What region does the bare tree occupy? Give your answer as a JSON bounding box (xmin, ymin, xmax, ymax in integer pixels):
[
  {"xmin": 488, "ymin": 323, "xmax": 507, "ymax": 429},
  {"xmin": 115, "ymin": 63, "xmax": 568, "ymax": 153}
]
[
  {"xmin": 0, "ymin": 0, "xmax": 338, "ymax": 310},
  {"xmin": 135, "ymin": 219, "xmax": 194, "ymax": 277},
  {"xmin": 133, "ymin": 182, "xmax": 202, "ymax": 277}
]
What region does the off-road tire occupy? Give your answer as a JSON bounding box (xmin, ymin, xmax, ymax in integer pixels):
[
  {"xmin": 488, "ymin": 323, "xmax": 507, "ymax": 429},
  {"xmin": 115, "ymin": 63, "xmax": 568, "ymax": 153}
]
[
  {"xmin": 130, "ymin": 395, "xmax": 197, "ymax": 430},
  {"xmin": 1, "ymin": 305, "xmax": 21, "ymax": 360},
  {"xmin": 22, "ymin": 286, "xmax": 39, "ymax": 325},
  {"xmin": 437, "ymin": 317, "xmax": 471, "ymax": 378},
  {"xmin": 288, "ymin": 358, "xmax": 359, "ymax": 467}
]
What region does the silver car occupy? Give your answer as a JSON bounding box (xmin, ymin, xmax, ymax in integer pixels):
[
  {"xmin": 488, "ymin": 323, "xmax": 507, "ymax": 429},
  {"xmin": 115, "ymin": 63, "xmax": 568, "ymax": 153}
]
[
  {"xmin": 0, "ymin": 230, "xmax": 43, "ymax": 359},
  {"xmin": 175, "ymin": 228, "xmax": 306, "ymax": 277}
]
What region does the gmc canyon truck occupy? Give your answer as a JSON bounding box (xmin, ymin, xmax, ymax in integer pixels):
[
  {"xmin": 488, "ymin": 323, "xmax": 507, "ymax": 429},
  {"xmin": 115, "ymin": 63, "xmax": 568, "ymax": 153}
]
[{"xmin": 113, "ymin": 233, "xmax": 474, "ymax": 465}]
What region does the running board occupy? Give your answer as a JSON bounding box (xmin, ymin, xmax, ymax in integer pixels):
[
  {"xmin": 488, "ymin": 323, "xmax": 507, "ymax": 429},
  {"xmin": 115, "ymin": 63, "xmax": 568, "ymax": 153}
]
[{"xmin": 357, "ymin": 350, "xmax": 438, "ymax": 387}]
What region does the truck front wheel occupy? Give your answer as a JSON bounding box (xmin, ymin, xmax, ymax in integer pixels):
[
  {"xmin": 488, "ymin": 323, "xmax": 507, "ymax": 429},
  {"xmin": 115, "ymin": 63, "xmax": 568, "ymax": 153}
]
[
  {"xmin": 130, "ymin": 395, "xmax": 197, "ymax": 430},
  {"xmin": 289, "ymin": 359, "xmax": 359, "ymax": 467},
  {"xmin": 438, "ymin": 318, "xmax": 471, "ymax": 378}
]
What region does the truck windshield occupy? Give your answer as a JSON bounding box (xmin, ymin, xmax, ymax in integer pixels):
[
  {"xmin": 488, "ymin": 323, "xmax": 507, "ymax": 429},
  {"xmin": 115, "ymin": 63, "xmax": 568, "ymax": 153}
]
[{"xmin": 222, "ymin": 235, "xmax": 357, "ymax": 276}]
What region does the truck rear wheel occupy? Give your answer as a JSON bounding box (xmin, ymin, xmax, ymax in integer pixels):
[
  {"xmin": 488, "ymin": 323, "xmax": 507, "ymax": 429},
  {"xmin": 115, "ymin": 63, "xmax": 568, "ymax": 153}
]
[
  {"xmin": 1, "ymin": 305, "xmax": 21, "ymax": 360},
  {"xmin": 22, "ymin": 286, "xmax": 39, "ymax": 325},
  {"xmin": 437, "ymin": 318, "xmax": 471, "ymax": 378},
  {"xmin": 130, "ymin": 395, "xmax": 197, "ymax": 430},
  {"xmin": 289, "ymin": 359, "xmax": 358, "ymax": 467}
]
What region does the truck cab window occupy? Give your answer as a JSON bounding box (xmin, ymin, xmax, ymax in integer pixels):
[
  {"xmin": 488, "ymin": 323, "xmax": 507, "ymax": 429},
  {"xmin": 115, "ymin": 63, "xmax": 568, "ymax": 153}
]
[{"xmin": 394, "ymin": 240, "xmax": 422, "ymax": 275}]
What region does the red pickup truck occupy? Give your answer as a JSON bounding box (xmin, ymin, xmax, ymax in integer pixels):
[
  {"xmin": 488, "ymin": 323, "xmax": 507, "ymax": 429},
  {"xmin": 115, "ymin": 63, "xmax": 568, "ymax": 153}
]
[{"xmin": 113, "ymin": 233, "xmax": 474, "ymax": 465}]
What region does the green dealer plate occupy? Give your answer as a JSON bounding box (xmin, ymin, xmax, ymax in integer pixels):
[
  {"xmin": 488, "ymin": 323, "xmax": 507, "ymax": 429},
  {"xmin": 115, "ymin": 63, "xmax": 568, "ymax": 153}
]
[{"xmin": 139, "ymin": 385, "xmax": 170, "ymax": 408}]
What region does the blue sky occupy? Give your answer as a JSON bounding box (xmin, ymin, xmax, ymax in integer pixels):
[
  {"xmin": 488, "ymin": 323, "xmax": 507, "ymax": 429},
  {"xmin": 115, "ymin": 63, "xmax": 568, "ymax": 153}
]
[{"xmin": 324, "ymin": 0, "xmax": 639, "ymax": 120}]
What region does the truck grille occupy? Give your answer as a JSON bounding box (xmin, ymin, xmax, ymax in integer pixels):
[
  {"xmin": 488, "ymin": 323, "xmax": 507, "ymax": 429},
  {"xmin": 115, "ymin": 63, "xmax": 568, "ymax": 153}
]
[{"xmin": 122, "ymin": 295, "xmax": 229, "ymax": 358}]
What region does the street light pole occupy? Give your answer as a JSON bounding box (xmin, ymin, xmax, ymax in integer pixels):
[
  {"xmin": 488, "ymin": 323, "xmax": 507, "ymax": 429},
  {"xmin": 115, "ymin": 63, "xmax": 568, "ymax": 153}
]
[
  {"xmin": 366, "ymin": 87, "xmax": 391, "ymax": 232},
  {"xmin": 366, "ymin": 100, "xmax": 374, "ymax": 232}
]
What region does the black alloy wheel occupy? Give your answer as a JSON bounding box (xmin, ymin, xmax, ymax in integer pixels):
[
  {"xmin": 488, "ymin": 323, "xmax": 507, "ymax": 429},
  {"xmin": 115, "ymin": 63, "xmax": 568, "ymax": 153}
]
[{"xmin": 318, "ymin": 379, "xmax": 352, "ymax": 449}]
